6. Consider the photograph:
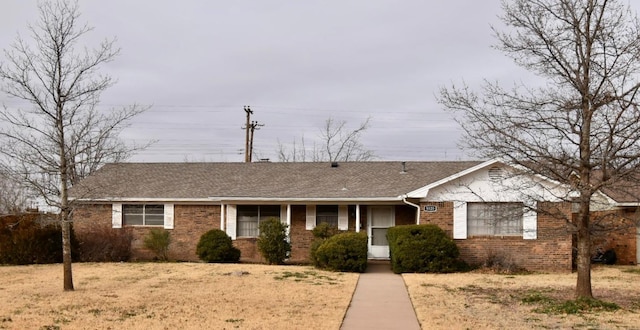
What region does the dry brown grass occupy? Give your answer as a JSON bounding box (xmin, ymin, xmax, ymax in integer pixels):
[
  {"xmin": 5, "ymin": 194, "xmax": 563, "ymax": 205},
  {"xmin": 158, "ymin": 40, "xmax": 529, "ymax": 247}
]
[
  {"xmin": 0, "ymin": 262, "xmax": 358, "ymax": 330},
  {"xmin": 404, "ymin": 265, "xmax": 640, "ymax": 329},
  {"xmin": 3, "ymin": 263, "xmax": 640, "ymax": 330}
]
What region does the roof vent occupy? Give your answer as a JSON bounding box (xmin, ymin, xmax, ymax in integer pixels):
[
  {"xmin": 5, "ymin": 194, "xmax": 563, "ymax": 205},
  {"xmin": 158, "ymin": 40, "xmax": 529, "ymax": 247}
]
[
  {"xmin": 401, "ymin": 161, "xmax": 407, "ymax": 173},
  {"xmin": 331, "ymin": 162, "xmax": 339, "ymax": 168},
  {"xmin": 488, "ymin": 166, "xmax": 503, "ymax": 182}
]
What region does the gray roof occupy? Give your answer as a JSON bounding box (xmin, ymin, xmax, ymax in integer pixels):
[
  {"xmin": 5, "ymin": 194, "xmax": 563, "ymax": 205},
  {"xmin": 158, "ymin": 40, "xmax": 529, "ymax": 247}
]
[{"xmin": 70, "ymin": 161, "xmax": 484, "ymax": 201}]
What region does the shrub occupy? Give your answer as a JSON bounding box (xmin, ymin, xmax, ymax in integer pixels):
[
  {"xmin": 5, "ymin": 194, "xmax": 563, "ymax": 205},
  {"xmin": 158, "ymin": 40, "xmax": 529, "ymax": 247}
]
[
  {"xmin": 0, "ymin": 214, "xmax": 77, "ymax": 265},
  {"xmin": 143, "ymin": 228, "xmax": 171, "ymax": 261},
  {"xmin": 482, "ymin": 250, "xmax": 526, "ymax": 274},
  {"xmin": 257, "ymin": 218, "xmax": 291, "ymax": 265},
  {"xmin": 313, "ymin": 232, "xmax": 368, "ymax": 273},
  {"xmin": 311, "ymin": 222, "xmax": 339, "ymax": 240},
  {"xmin": 76, "ymin": 225, "xmax": 133, "ymax": 262},
  {"xmin": 310, "ymin": 222, "xmax": 340, "ymax": 266},
  {"xmin": 387, "ymin": 224, "xmax": 462, "ymax": 274},
  {"xmin": 196, "ymin": 229, "xmax": 240, "ymax": 263}
]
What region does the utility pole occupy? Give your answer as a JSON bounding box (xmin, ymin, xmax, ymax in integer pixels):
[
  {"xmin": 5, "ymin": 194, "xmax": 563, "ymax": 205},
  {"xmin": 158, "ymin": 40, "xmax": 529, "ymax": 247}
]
[
  {"xmin": 243, "ymin": 106, "xmax": 252, "ymax": 162},
  {"xmin": 248, "ymin": 120, "xmax": 264, "ymax": 163}
]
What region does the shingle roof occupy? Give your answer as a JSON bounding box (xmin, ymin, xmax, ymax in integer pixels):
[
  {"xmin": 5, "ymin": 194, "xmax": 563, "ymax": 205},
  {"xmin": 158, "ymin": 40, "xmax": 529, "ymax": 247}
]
[{"xmin": 70, "ymin": 161, "xmax": 484, "ymax": 201}]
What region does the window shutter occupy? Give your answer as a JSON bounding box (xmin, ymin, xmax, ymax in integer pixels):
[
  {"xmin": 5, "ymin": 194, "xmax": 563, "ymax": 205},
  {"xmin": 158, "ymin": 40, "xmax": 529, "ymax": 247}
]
[
  {"xmin": 163, "ymin": 204, "xmax": 174, "ymax": 229},
  {"xmin": 452, "ymin": 201, "xmax": 467, "ymax": 239},
  {"xmin": 112, "ymin": 203, "xmax": 122, "ymax": 228},
  {"xmin": 226, "ymin": 205, "xmax": 237, "ymax": 239},
  {"xmin": 523, "ymin": 203, "xmax": 537, "ymax": 240},
  {"xmin": 338, "ymin": 205, "xmax": 348, "ymax": 230},
  {"xmin": 306, "ymin": 205, "xmax": 316, "ymax": 230}
]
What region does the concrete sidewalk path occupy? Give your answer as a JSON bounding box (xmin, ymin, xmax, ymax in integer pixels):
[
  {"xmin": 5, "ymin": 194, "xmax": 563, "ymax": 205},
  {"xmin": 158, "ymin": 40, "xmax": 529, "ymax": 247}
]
[{"xmin": 340, "ymin": 261, "xmax": 421, "ymax": 330}]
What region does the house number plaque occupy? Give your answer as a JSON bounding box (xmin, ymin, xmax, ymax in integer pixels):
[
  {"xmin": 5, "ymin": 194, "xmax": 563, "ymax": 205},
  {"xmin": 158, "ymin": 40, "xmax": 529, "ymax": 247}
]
[{"xmin": 424, "ymin": 205, "xmax": 437, "ymax": 212}]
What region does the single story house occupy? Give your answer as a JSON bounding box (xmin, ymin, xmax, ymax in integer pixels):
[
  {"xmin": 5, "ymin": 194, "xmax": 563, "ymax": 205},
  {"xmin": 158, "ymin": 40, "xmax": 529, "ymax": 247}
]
[{"xmin": 71, "ymin": 159, "xmax": 622, "ymax": 271}]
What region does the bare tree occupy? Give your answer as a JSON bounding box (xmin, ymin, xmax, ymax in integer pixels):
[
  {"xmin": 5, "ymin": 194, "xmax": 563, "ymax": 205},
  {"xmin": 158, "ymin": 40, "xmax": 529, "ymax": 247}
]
[
  {"xmin": 0, "ymin": 171, "xmax": 32, "ymax": 215},
  {"xmin": 440, "ymin": 0, "xmax": 640, "ymax": 299},
  {"xmin": 277, "ymin": 117, "xmax": 375, "ymax": 162},
  {"xmin": 0, "ymin": 1, "xmax": 148, "ymax": 291}
]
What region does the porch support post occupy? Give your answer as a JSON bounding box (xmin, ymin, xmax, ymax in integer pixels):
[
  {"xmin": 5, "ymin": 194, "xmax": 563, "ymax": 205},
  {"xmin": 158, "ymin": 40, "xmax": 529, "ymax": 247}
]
[
  {"xmin": 355, "ymin": 204, "xmax": 361, "ymax": 233},
  {"xmin": 220, "ymin": 203, "xmax": 225, "ymax": 231},
  {"xmin": 286, "ymin": 204, "xmax": 292, "ymax": 239}
]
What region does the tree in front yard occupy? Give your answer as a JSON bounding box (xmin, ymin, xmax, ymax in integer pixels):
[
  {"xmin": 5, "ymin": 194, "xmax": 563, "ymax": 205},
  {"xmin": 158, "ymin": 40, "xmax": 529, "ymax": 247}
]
[
  {"xmin": 439, "ymin": 0, "xmax": 640, "ymax": 298},
  {"xmin": 0, "ymin": 1, "xmax": 149, "ymax": 290}
]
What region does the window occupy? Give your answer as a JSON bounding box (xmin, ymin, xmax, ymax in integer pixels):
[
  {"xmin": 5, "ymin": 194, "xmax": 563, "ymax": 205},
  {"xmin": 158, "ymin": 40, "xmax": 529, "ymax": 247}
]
[
  {"xmin": 316, "ymin": 205, "xmax": 339, "ymax": 228},
  {"xmin": 123, "ymin": 204, "xmax": 164, "ymax": 226},
  {"xmin": 467, "ymin": 202, "xmax": 523, "ymax": 236},
  {"xmin": 237, "ymin": 205, "xmax": 280, "ymax": 237}
]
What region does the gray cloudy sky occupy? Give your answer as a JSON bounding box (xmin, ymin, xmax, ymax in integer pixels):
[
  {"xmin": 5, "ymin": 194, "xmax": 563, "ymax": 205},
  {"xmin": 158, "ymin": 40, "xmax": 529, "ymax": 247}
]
[{"xmin": 3, "ymin": 1, "xmax": 635, "ymax": 163}]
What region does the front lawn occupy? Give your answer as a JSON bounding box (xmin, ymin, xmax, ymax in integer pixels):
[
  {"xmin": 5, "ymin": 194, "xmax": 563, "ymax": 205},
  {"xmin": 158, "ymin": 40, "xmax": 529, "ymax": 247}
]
[{"xmin": 0, "ymin": 262, "xmax": 358, "ymax": 329}]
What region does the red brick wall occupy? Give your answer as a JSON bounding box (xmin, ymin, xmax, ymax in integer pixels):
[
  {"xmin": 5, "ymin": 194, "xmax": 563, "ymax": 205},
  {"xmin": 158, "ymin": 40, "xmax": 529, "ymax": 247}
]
[
  {"xmin": 589, "ymin": 209, "xmax": 638, "ymax": 265},
  {"xmin": 75, "ymin": 201, "xmax": 582, "ymax": 271},
  {"xmin": 395, "ymin": 205, "xmax": 417, "ymax": 226},
  {"xmin": 288, "ymin": 205, "xmax": 314, "ymax": 263},
  {"xmin": 419, "ymin": 201, "xmax": 573, "ymax": 272},
  {"xmin": 74, "ymin": 204, "xmax": 220, "ymax": 262}
]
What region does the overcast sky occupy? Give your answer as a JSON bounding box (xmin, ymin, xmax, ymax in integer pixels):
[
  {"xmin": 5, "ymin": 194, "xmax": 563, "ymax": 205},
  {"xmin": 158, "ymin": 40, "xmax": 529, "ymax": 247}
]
[{"xmin": 2, "ymin": 1, "xmax": 637, "ymax": 163}]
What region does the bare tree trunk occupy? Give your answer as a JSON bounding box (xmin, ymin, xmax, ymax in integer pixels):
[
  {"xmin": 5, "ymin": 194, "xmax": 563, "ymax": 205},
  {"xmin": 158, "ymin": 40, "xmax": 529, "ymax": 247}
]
[
  {"xmin": 0, "ymin": 1, "xmax": 148, "ymax": 291},
  {"xmin": 575, "ymin": 209, "xmax": 592, "ymax": 298},
  {"xmin": 61, "ymin": 214, "xmax": 74, "ymax": 291}
]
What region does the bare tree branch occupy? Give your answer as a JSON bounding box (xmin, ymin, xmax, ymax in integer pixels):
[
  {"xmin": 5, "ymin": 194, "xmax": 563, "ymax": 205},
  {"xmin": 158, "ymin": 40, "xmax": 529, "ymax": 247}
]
[
  {"xmin": 439, "ymin": 0, "xmax": 640, "ymax": 299},
  {"xmin": 278, "ymin": 117, "xmax": 375, "ymax": 162},
  {"xmin": 0, "ymin": 0, "xmax": 149, "ymax": 291}
]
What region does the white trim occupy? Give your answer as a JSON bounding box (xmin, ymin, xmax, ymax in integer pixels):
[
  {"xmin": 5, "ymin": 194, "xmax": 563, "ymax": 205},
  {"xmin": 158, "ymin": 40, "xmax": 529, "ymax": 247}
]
[
  {"xmin": 220, "ymin": 203, "xmax": 225, "ymax": 231},
  {"xmin": 163, "ymin": 204, "xmax": 174, "ymax": 229},
  {"xmin": 452, "ymin": 201, "xmax": 467, "ymax": 239},
  {"xmin": 523, "ymin": 202, "xmax": 537, "ymax": 239},
  {"xmin": 355, "ymin": 204, "xmax": 360, "ymax": 233},
  {"xmin": 306, "ymin": 205, "xmax": 316, "ymax": 230},
  {"xmin": 212, "ymin": 197, "xmax": 403, "ymax": 203},
  {"xmin": 226, "ymin": 205, "xmax": 237, "ymax": 240},
  {"xmin": 338, "ymin": 205, "xmax": 348, "ymax": 230},
  {"xmin": 285, "ymin": 204, "xmax": 291, "ymax": 238},
  {"xmin": 616, "ymin": 203, "xmax": 640, "ymax": 207},
  {"xmin": 407, "ymin": 159, "xmax": 501, "ymax": 198},
  {"xmin": 74, "ymin": 197, "xmax": 215, "ymax": 203},
  {"xmin": 112, "ymin": 203, "xmax": 122, "ymax": 228}
]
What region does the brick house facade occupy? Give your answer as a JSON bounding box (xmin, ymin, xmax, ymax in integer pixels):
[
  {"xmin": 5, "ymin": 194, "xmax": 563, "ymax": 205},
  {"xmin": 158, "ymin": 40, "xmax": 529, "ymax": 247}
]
[{"xmin": 70, "ymin": 160, "xmax": 637, "ymax": 272}]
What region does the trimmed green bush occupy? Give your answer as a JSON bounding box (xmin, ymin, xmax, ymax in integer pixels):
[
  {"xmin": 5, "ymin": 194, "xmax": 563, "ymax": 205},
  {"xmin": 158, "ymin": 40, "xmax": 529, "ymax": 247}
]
[
  {"xmin": 313, "ymin": 232, "xmax": 368, "ymax": 273},
  {"xmin": 196, "ymin": 229, "xmax": 240, "ymax": 263},
  {"xmin": 311, "ymin": 222, "xmax": 339, "ymax": 240},
  {"xmin": 143, "ymin": 228, "xmax": 171, "ymax": 261},
  {"xmin": 309, "ymin": 222, "xmax": 341, "ymax": 265},
  {"xmin": 257, "ymin": 218, "xmax": 291, "ymax": 265},
  {"xmin": 387, "ymin": 224, "xmax": 463, "ymax": 274}
]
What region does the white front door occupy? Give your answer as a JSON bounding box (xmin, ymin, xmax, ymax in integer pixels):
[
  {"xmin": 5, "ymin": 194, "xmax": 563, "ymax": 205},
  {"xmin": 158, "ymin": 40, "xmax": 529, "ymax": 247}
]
[{"xmin": 368, "ymin": 206, "xmax": 395, "ymax": 259}]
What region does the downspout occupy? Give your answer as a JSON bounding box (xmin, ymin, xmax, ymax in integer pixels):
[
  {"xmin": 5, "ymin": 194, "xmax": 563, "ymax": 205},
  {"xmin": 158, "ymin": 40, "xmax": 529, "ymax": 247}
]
[{"xmin": 402, "ymin": 195, "xmax": 421, "ymax": 225}]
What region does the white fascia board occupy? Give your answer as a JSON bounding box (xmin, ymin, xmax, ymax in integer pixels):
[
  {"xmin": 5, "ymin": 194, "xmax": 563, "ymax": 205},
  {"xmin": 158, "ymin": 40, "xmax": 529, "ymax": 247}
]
[
  {"xmin": 616, "ymin": 202, "xmax": 640, "ymax": 207},
  {"xmin": 73, "ymin": 197, "xmax": 215, "ymax": 203},
  {"xmin": 209, "ymin": 197, "xmax": 402, "ymax": 204},
  {"xmin": 406, "ymin": 159, "xmax": 501, "ymax": 198},
  {"xmin": 594, "ymin": 190, "xmax": 619, "ymax": 206}
]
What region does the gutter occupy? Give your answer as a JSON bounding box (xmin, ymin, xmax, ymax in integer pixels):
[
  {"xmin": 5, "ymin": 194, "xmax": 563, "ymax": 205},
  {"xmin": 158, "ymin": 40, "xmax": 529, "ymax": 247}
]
[{"xmin": 402, "ymin": 195, "xmax": 421, "ymax": 225}]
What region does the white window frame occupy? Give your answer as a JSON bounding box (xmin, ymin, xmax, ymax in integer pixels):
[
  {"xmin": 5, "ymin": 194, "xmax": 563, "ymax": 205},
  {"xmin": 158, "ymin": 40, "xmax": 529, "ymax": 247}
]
[
  {"xmin": 467, "ymin": 202, "xmax": 524, "ymax": 237},
  {"xmin": 305, "ymin": 204, "xmax": 348, "ymax": 230},
  {"xmin": 112, "ymin": 203, "xmax": 174, "ymax": 229},
  {"xmin": 236, "ymin": 205, "xmax": 281, "ymax": 238}
]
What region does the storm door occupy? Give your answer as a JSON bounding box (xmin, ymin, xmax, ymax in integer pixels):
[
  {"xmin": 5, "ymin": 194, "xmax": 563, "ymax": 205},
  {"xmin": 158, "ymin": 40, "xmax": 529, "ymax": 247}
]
[{"xmin": 367, "ymin": 206, "xmax": 395, "ymax": 258}]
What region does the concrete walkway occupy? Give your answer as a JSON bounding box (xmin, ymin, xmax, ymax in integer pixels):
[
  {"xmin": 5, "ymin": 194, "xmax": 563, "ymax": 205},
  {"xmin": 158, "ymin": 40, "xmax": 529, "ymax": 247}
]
[{"xmin": 340, "ymin": 261, "xmax": 421, "ymax": 330}]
